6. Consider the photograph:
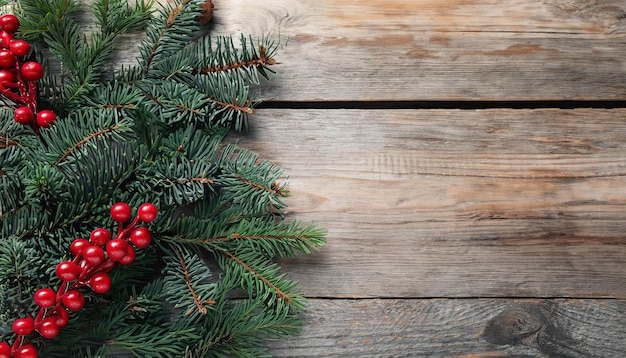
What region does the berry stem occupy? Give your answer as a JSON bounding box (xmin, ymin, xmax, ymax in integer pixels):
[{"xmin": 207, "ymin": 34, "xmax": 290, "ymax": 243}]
[
  {"xmin": 14, "ymin": 57, "xmax": 27, "ymax": 102},
  {"xmin": 116, "ymin": 216, "xmax": 142, "ymax": 240},
  {"xmin": 0, "ymin": 82, "xmax": 23, "ymax": 103},
  {"xmin": 34, "ymin": 306, "xmax": 45, "ymax": 323},
  {"xmin": 27, "ymin": 80, "xmax": 37, "ymax": 113},
  {"xmin": 12, "ymin": 335, "xmax": 23, "ymax": 353}
]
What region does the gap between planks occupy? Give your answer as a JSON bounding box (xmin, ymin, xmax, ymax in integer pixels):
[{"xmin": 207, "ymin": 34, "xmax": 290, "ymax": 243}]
[{"xmin": 257, "ymin": 100, "xmax": 626, "ymax": 110}]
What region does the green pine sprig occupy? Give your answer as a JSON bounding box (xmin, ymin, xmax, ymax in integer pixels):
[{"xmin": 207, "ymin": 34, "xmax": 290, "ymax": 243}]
[{"xmin": 0, "ymin": 0, "xmax": 325, "ymax": 356}]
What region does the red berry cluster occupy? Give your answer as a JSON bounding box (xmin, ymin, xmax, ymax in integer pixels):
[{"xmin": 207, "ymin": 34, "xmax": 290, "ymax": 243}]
[
  {"xmin": 0, "ymin": 203, "xmax": 158, "ymax": 358},
  {"xmin": 0, "ymin": 14, "xmax": 56, "ymax": 132}
]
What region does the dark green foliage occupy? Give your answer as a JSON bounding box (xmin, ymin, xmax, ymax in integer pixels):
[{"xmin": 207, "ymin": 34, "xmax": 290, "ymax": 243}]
[{"xmin": 0, "ymin": 0, "xmax": 325, "ymax": 356}]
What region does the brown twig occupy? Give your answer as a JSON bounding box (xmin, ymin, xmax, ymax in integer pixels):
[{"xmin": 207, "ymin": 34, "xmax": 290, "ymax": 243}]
[
  {"xmin": 162, "ymin": 176, "xmax": 214, "ymax": 185},
  {"xmin": 176, "ymin": 103, "xmax": 202, "ymax": 115},
  {"xmin": 193, "ymin": 46, "xmax": 276, "ymax": 75},
  {"xmin": 0, "ymin": 135, "xmax": 19, "ymax": 149},
  {"xmin": 236, "ymin": 174, "xmax": 286, "ymax": 196},
  {"xmin": 211, "ymin": 98, "xmax": 254, "ymax": 114},
  {"xmin": 207, "ymin": 233, "xmax": 312, "ymax": 243},
  {"xmin": 102, "ymin": 104, "xmax": 134, "ymax": 109}
]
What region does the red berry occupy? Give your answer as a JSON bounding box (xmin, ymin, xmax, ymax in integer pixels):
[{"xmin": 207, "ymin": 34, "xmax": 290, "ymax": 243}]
[
  {"xmin": 130, "ymin": 227, "xmax": 152, "ymax": 249},
  {"xmin": 106, "ymin": 239, "xmax": 129, "ymax": 261},
  {"xmin": 89, "ymin": 272, "xmax": 112, "ymax": 294},
  {"xmin": 118, "ymin": 245, "xmax": 136, "ymax": 265},
  {"xmin": 13, "ymin": 344, "xmax": 37, "ymax": 358},
  {"xmin": 35, "ymin": 110, "xmax": 56, "ymax": 128},
  {"xmin": 0, "ymin": 69, "xmax": 15, "ymax": 84},
  {"xmin": 34, "ymin": 288, "xmax": 57, "ymax": 308},
  {"xmin": 0, "ymin": 15, "xmax": 19, "ymax": 33},
  {"xmin": 14, "ymin": 106, "xmax": 34, "ymax": 124},
  {"xmin": 110, "ymin": 202, "xmax": 132, "ymax": 222},
  {"xmin": 137, "ymin": 203, "xmax": 158, "ymax": 222},
  {"xmin": 89, "ymin": 228, "xmax": 111, "ymax": 245},
  {"xmin": 0, "ymin": 342, "xmax": 11, "ymax": 358},
  {"xmin": 83, "ymin": 245, "xmax": 105, "ymax": 266},
  {"xmin": 0, "ymin": 31, "xmax": 13, "ymax": 48},
  {"xmin": 37, "ymin": 316, "xmax": 60, "ymax": 339},
  {"xmin": 53, "ymin": 307, "xmax": 69, "ymax": 328},
  {"xmin": 61, "ymin": 290, "xmax": 84, "ymax": 311},
  {"xmin": 9, "ymin": 39, "xmax": 29, "ymax": 57},
  {"xmin": 79, "ymin": 258, "xmax": 89, "ymax": 270},
  {"xmin": 20, "ymin": 61, "xmax": 44, "ymax": 81},
  {"xmin": 99, "ymin": 258, "xmax": 116, "ymax": 272},
  {"xmin": 70, "ymin": 238, "xmax": 90, "ymax": 257},
  {"xmin": 12, "ymin": 316, "xmax": 35, "ymax": 336},
  {"xmin": 0, "ymin": 49, "xmax": 15, "ymax": 68},
  {"xmin": 56, "ymin": 261, "xmax": 81, "ymax": 282}
]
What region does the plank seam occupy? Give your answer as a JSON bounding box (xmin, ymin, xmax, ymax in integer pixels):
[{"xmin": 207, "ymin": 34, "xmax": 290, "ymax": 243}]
[
  {"xmin": 258, "ymin": 100, "xmax": 626, "ymax": 110},
  {"xmin": 303, "ymin": 296, "xmax": 626, "ymax": 300}
]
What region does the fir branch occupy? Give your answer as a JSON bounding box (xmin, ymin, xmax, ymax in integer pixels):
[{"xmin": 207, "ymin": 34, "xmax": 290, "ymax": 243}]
[
  {"xmin": 91, "ymin": 0, "xmax": 153, "ymax": 35},
  {"xmin": 54, "ymin": 125, "xmax": 120, "ymax": 165},
  {"xmin": 0, "ymin": 238, "xmax": 39, "ymax": 319},
  {"xmin": 0, "ymin": 1, "xmax": 325, "ymax": 356},
  {"xmin": 142, "ymin": 0, "xmax": 197, "ymax": 75},
  {"xmin": 200, "ymin": 219, "xmax": 325, "ymax": 258},
  {"xmin": 13, "ymin": 0, "xmax": 78, "ymax": 43},
  {"xmin": 175, "ymin": 249, "xmax": 216, "ymax": 316},
  {"xmin": 41, "ymin": 107, "xmax": 137, "ymax": 168},
  {"xmin": 166, "ymin": 176, "xmax": 214, "ymax": 185},
  {"xmin": 1, "ymin": 202, "xmax": 51, "ymax": 239},
  {"xmin": 212, "ymin": 98, "xmax": 254, "ymax": 115},
  {"xmin": 137, "ymin": 81, "xmax": 212, "ymax": 125},
  {"xmin": 159, "ymin": 126, "xmax": 224, "ymax": 163},
  {"xmin": 102, "ymin": 103, "xmax": 134, "ymax": 109},
  {"xmin": 236, "ymin": 174, "xmax": 286, "ymax": 196},
  {"xmin": 192, "ymin": 35, "xmax": 279, "ymax": 84},
  {"xmin": 176, "ymin": 102, "xmax": 202, "ymax": 116},
  {"xmin": 0, "ymin": 134, "xmax": 19, "ymax": 148},
  {"xmin": 193, "ymin": 45, "xmax": 276, "ymax": 75},
  {"xmin": 137, "ymin": 157, "xmax": 217, "ymax": 206},
  {"xmin": 212, "ymin": 233, "xmax": 313, "ymax": 243},
  {"xmin": 217, "ymin": 145, "xmax": 289, "ymax": 215},
  {"xmin": 221, "ymin": 250, "xmax": 293, "ymax": 305}
]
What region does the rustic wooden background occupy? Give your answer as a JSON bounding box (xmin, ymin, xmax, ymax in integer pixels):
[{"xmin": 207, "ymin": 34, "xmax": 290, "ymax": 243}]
[{"xmin": 213, "ymin": 0, "xmax": 626, "ymax": 357}]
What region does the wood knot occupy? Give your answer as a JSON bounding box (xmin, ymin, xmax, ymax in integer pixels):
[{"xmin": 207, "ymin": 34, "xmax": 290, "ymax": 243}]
[{"xmin": 482, "ymin": 308, "xmax": 544, "ymax": 345}]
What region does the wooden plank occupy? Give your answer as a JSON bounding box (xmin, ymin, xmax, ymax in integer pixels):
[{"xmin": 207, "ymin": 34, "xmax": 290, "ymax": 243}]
[
  {"xmin": 230, "ymin": 108, "xmax": 626, "ymax": 298},
  {"xmin": 203, "ymin": 0, "xmax": 626, "ymax": 101},
  {"xmin": 268, "ymin": 298, "xmax": 626, "ymax": 357}
]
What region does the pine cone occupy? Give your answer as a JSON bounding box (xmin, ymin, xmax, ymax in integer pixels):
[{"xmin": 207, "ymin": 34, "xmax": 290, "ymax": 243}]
[{"xmin": 197, "ymin": 0, "xmax": 214, "ymax": 25}]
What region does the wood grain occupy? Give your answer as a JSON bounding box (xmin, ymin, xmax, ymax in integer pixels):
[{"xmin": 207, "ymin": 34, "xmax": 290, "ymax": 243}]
[
  {"xmin": 109, "ymin": 2, "xmax": 626, "ymax": 356},
  {"xmin": 230, "ymin": 108, "xmax": 626, "ymax": 298},
  {"xmin": 268, "ymin": 298, "xmax": 626, "ymax": 357},
  {"xmin": 202, "ymin": 0, "xmax": 626, "ymax": 101}
]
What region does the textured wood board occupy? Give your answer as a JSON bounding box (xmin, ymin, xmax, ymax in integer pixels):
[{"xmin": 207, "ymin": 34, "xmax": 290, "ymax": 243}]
[
  {"xmin": 203, "ymin": 0, "xmax": 626, "ymax": 101},
  {"xmin": 107, "ymin": 3, "xmax": 626, "ymax": 356},
  {"xmin": 230, "ymin": 108, "xmax": 626, "ymax": 298},
  {"xmin": 268, "ymin": 298, "xmax": 626, "ymax": 357}
]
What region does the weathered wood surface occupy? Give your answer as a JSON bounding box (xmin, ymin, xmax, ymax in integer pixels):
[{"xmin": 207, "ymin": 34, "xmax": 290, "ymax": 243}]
[
  {"xmin": 268, "ymin": 298, "xmax": 626, "ymax": 357},
  {"xmin": 156, "ymin": 1, "xmax": 625, "ymax": 356},
  {"xmin": 232, "ymin": 108, "xmax": 626, "ymax": 299},
  {"xmin": 208, "ymin": 0, "xmax": 626, "ymax": 101}
]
